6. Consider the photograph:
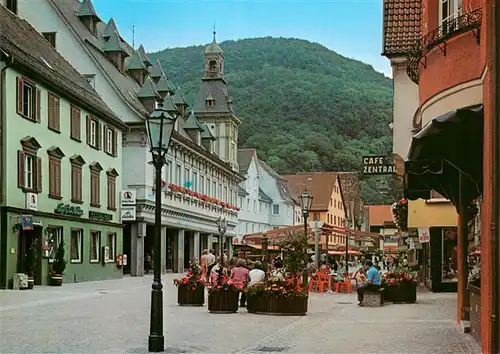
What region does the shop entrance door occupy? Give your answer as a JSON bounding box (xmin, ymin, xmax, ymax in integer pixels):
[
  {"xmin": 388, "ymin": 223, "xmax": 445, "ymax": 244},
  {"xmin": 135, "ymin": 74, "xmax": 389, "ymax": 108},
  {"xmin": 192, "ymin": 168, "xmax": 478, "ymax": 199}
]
[{"xmin": 17, "ymin": 227, "xmax": 42, "ymax": 284}]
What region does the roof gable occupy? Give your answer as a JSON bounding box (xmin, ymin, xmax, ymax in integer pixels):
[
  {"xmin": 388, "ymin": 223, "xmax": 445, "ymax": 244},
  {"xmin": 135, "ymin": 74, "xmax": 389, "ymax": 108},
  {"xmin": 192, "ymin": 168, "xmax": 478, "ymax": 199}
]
[
  {"xmin": 102, "ymin": 18, "xmax": 118, "ymax": 39},
  {"xmin": 367, "ymin": 205, "xmax": 394, "ymax": 226},
  {"xmin": 126, "ymin": 50, "xmax": 147, "ymax": 71},
  {"xmin": 0, "ymin": 5, "xmax": 124, "ymax": 129},
  {"xmin": 77, "ymin": 0, "xmax": 98, "ymax": 18},
  {"xmin": 237, "ymin": 149, "xmax": 256, "ymax": 173},
  {"xmin": 383, "ymin": 0, "xmax": 421, "ymax": 57},
  {"xmin": 282, "ymin": 172, "xmax": 339, "ymax": 210},
  {"xmin": 137, "ymin": 76, "xmax": 158, "ymax": 98},
  {"xmin": 103, "ymin": 30, "xmax": 127, "ymax": 53}
]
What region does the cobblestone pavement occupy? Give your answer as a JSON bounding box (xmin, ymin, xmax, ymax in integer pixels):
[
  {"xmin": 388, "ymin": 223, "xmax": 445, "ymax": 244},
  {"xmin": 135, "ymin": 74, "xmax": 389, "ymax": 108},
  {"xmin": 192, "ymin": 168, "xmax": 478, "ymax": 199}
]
[{"xmin": 0, "ymin": 275, "xmax": 481, "ymax": 354}]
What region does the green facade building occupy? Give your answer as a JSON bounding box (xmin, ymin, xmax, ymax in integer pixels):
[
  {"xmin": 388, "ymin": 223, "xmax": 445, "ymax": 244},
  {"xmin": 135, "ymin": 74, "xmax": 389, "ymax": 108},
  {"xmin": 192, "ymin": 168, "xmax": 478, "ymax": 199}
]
[{"xmin": 0, "ymin": 6, "xmax": 128, "ymax": 288}]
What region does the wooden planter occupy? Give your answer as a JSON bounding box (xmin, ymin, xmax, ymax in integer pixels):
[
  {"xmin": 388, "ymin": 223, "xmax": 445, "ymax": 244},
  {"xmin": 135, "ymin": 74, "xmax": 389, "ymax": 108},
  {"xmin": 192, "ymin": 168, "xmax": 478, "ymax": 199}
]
[
  {"xmin": 247, "ymin": 294, "xmax": 308, "ymax": 316},
  {"xmin": 384, "ymin": 282, "xmax": 417, "ymax": 303},
  {"xmin": 468, "ymin": 285, "xmax": 481, "ymax": 345},
  {"xmin": 177, "ymin": 284, "xmax": 205, "ymax": 306},
  {"xmin": 208, "ymin": 290, "xmax": 239, "ymax": 313},
  {"xmin": 50, "ymin": 275, "xmax": 63, "ymax": 286}
]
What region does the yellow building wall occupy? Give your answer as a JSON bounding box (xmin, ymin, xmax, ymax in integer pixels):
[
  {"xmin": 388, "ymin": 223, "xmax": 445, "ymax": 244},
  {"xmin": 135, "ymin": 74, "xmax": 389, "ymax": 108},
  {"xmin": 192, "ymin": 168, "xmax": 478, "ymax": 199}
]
[{"xmin": 408, "ymin": 199, "xmax": 458, "ymax": 228}]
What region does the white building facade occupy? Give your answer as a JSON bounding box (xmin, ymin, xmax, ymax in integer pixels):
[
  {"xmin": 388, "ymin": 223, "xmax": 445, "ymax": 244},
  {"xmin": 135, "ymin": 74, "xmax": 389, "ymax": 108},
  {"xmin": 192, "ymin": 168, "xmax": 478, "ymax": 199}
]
[
  {"xmin": 236, "ymin": 149, "xmax": 272, "ymax": 237},
  {"xmin": 257, "ymin": 160, "xmax": 302, "ymax": 229},
  {"xmin": 15, "ymin": 0, "xmax": 243, "ymax": 274}
]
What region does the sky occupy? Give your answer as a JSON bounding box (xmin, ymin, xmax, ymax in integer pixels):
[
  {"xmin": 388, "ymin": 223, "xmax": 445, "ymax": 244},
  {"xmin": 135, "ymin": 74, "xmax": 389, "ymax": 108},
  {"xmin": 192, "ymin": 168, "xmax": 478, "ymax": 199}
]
[{"xmin": 93, "ymin": 0, "xmax": 391, "ymax": 77}]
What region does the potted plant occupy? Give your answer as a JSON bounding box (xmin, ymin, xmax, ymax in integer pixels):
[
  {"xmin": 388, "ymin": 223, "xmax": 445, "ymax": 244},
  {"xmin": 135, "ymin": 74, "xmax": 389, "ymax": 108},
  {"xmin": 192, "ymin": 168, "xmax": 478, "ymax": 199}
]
[
  {"xmin": 382, "ymin": 270, "xmax": 418, "ymax": 303},
  {"xmin": 206, "ymin": 275, "xmax": 242, "ymax": 314},
  {"xmin": 50, "ymin": 241, "xmax": 67, "ymax": 286},
  {"xmin": 246, "ymin": 232, "xmax": 309, "ymax": 315},
  {"xmin": 174, "ymin": 259, "xmax": 205, "ymax": 306},
  {"xmin": 25, "ymin": 240, "xmax": 39, "ymax": 289}
]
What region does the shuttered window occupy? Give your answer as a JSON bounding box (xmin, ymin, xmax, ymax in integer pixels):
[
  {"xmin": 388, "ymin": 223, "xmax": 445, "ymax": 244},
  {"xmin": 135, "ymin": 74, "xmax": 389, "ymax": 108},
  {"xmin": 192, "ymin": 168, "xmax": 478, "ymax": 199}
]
[
  {"xmin": 70, "ymin": 106, "xmax": 81, "ymax": 141},
  {"xmin": 16, "ymin": 76, "xmax": 40, "ymax": 122},
  {"xmin": 17, "ymin": 151, "xmax": 41, "ymax": 192},
  {"xmin": 86, "ymin": 116, "xmax": 100, "ymax": 149},
  {"xmin": 90, "ymin": 163, "xmax": 103, "ymax": 208},
  {"xmin": 47, "ymin": 93, "xmax": 60, "ymax": 132},
  {"xmin": 48, "ymin": 155, "xmax": 62, "ymax": 199},
  {"xmin": 106, "ymin": 169, "xmax": 119, "ymax": 211},
  {"xmin": 70, "ymin": 156, "xmax": 85, "ymax": 204}
]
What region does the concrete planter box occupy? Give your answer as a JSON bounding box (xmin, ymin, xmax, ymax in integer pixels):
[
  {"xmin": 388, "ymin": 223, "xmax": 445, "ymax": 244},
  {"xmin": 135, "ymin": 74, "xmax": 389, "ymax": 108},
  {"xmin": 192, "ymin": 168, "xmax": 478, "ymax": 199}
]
[
  {"xmin": 247, "ymin": 294, "xmax": 308, "ymax": 316},
  {"xmin": 208, "ymin": 290, "xmax": 239, "ymax": 314},
  {"xmin": 177, "ymin": 285, "xmax": 205, "ymax": 307}
]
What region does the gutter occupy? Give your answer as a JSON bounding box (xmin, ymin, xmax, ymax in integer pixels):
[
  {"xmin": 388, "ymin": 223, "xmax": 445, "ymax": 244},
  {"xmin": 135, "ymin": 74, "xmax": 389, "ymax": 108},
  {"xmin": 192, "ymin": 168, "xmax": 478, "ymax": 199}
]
[
  {"xmin": 0, "ymin": 50, "xmax": 13, "ymax": 203},
  {"xmin": 492, "ymin": 0, "xmax": 499, "ymax": 350}
]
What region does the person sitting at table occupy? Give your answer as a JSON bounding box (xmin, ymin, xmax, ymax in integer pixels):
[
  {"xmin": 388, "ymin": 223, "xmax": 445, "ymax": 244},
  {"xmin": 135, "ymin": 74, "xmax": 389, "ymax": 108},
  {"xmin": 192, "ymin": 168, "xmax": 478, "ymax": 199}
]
[{"xmin": 356, "ymin": 260, "xmax": 381, "ymax": 307}]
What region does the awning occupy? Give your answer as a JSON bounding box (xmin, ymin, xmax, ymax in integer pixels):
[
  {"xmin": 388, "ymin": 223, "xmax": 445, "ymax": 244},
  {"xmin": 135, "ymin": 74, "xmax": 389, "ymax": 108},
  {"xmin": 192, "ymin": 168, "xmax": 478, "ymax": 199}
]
[{"xmin": 404, "ymin": 105, "xmax": 483, "ymax": 211}]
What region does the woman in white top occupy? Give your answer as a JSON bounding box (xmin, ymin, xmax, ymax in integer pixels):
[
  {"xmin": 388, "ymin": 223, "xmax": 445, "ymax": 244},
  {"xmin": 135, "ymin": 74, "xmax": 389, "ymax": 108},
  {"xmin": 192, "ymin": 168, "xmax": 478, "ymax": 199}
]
[{"xmin": 248, "ymin": 261, "xmax": 266, "ymax": 286}]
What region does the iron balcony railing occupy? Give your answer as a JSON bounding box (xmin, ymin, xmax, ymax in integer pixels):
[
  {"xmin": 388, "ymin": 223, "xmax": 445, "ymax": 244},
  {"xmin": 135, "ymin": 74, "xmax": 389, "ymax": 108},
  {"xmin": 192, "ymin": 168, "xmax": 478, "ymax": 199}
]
[{"xmin": 406, "ymin": 8, "xmax": 482, "ymax": 84}]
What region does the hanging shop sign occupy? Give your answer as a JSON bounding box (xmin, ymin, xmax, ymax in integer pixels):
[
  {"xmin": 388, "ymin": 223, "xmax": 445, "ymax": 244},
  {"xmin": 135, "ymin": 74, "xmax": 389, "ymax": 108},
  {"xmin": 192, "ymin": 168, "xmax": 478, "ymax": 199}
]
[
  {"xmin": 54, "ymin": 203, "xmax": 84, "ymax": 217},
  {"xmin": 89, "ymin": 211, "xmax": 113, "ymax": 221},
  {"xmin": 21, "ymin": 215, "xmax": 34, "ymax": 231},
  {"xmin": 121, "ymin": 206, "xmax": 136, "ymax": 221},
  {"xmin": 362, "ymin": 155, "xmax": 396, "ymax": 175},
  {"xmin": 418, "ymin": 227, "xmax": 430, "ymax": 243}
]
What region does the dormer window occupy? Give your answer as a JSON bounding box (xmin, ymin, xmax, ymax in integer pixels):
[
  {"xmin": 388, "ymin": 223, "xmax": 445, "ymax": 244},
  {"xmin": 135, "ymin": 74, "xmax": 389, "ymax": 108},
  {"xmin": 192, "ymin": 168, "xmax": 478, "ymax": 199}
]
[
  {"xmin": 206, "ymin": 99, "xmax": 214, "ymax": 108},
  {"xmin": 6, "ymin": 0, "xmax": 17, "ymax": 14}
]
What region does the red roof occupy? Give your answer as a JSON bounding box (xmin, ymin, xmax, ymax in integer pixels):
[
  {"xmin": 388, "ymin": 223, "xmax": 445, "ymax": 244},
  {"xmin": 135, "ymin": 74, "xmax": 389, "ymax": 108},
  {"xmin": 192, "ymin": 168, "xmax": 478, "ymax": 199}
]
[{"xmin": 382, "ymin": 0, "xmax": 421, "ymax": 57}]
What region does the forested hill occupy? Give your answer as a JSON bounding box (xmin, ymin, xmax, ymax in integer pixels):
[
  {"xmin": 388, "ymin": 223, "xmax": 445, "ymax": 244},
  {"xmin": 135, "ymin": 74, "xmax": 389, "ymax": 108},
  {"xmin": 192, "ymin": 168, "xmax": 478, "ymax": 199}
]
[{"xmin": 149, "ymin": 37, "xmax": 398, "ymax": 204}]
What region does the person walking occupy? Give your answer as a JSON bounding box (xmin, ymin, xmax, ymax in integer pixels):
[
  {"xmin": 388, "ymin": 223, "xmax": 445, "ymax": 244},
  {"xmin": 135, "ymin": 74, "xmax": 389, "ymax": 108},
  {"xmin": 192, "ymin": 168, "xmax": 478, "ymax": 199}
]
[{"xmin": 206, "ymin": 249, "xmax": 216, "ymax": 282}]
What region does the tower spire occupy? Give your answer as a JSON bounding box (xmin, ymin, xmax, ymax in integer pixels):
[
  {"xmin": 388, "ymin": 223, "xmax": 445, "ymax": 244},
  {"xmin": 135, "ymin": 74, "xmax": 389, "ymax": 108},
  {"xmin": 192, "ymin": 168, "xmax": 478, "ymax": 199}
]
[{"xmin": 213, "ymin": 22, "xmax": 216, "ymax": 42}]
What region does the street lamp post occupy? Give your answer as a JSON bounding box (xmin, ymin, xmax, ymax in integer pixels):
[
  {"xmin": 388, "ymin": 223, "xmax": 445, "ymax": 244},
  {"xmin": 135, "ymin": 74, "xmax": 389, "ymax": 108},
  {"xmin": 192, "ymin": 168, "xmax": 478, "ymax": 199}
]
[
  {"xmin": 299, "ymin": 189, "xmax": 313, "ymax": 283},
  {"xmin": 145, "ymin": 98, "xmax": 178, "ymax": 352},
  {"xmin": 216, "ymin": 217, "xmax": 228, "ymax": 284},
  {"xmin": 344, "ymin": 219, "xmax": 351, "ymax": 277}
]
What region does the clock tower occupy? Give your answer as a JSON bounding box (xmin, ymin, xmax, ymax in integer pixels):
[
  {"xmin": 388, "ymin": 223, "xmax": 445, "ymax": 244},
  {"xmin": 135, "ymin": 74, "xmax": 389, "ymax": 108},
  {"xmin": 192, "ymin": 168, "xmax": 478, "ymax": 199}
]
[{"xmin": 193, "ymin": 31, "xmax": 241, "ymax": 171}]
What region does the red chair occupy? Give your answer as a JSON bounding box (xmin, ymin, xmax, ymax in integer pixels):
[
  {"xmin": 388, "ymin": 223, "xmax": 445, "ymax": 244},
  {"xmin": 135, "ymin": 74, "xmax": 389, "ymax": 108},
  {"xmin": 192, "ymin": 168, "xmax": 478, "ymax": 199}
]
[
  {"xmin": 334, "ymin": 274, "xmax": 352, "ymax": 293},
  {"xmin": 309, "ymin": 271, "xmax": 330, "ymax": 293}
]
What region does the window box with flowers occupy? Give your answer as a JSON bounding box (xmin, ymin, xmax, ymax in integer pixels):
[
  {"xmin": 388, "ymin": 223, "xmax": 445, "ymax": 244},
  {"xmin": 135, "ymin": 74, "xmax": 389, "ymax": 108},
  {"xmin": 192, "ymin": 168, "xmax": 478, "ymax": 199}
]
[
  {"xmin": 206, "ymin": 275, "xmax": 242, "ymax": 313},
  {"xmin": 166, "ymin": 183, "xmax": 241, "ymax": 212},
  {"xmin": 174, "ymin": 260, "xmax": 205, "ymax": 306},
  {"xmin": 382, "ymin": 270, "xmax": 418, "ymax": 303}
]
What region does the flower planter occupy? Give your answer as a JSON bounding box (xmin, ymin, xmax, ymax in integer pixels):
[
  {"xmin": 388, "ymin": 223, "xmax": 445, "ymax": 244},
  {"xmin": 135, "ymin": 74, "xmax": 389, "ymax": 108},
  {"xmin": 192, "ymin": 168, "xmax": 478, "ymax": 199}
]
[
  {"xmin": 50, "ymin": 275, "xmax": 63, "ymax": 286},
  {"xmin": 177, "ymin": 285, "xmax": 205, "ymax": 307},
  {"xmin": 384, "ymin": 282, "xmax": 416, "ymax": 303},
  {"xmin": 247, "ymin": 294, "xmax": 308, "ymax": 316},
  {"xmin": 208, "ymin": 290, "xmax": 239, "ymax": 314}
]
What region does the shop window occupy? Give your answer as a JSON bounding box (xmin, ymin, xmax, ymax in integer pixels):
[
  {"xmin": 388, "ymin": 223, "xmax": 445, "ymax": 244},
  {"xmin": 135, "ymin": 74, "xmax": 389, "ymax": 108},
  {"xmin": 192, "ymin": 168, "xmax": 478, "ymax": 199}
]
[
  {"xmin": 89, "ymin": 230, "xmax": 101, "ymax": 263},
  {"xmin": 107, "ymin": 232, "xmax": 116, "ymax": 262},
  {"xmin": 442, "ymin": 228, "xmax": 458, "ymax": 283},
  {"xmin": 70, "ymin": 229, "xmax": 83, "ymax": 263},
  {"xmin": 47, "ymin": 226, "xmax": 63, "ymax": 262}
]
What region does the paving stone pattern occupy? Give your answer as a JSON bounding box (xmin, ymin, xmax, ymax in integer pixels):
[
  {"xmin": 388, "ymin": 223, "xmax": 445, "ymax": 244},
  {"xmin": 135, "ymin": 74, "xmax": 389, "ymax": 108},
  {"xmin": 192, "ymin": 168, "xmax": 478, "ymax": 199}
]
[{"xmin": 0, "ymin": 275, "xmax": 481, "ymax": 354}]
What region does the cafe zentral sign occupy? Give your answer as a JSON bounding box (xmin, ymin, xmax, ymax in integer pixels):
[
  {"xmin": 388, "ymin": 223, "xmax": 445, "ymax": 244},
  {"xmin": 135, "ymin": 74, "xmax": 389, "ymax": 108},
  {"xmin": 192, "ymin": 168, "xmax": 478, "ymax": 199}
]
[{"xmin": 362, "ymin": 155, "xmax": 396, "ymax": 175}]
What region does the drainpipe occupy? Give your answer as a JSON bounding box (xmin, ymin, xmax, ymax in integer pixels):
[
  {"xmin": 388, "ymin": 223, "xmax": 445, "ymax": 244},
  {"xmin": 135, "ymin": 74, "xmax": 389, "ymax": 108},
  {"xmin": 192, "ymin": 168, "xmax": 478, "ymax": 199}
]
[
  {"xmin": 0, "ymin": 51, "xmax": 13, "ymax": 201},
  {"xmin": 492, "ymin": 0, "xmax": 499, "ymax": 351}
]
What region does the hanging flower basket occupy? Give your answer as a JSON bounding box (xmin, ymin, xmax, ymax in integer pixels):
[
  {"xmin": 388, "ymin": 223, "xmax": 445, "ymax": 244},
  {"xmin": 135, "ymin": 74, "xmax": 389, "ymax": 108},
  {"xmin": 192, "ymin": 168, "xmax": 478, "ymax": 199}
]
[{"xmin": 392, "ymin": 198, "xmax": 408, "ymax": 231}]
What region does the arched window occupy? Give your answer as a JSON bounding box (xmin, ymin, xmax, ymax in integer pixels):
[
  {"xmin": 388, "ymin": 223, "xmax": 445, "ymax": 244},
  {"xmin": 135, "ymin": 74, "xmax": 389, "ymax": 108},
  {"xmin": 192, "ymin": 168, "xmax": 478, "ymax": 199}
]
[{"xmin": 209, "ymin": 60, "xmax": 217, "ymax": 71}]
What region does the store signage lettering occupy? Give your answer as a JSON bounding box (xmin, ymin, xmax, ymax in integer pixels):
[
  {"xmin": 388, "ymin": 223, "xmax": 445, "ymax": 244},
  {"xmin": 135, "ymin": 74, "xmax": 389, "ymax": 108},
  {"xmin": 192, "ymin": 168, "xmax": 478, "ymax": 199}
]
[
  {"xmin": 89, "ymin": 211, "xmax": 113, "ymax": 221},
  {"xmin": 54, "ymin": 203, "xmax": 84, "ymax": 217},
  {"xmin": 362, "ymin": 155, "xmax": 396, "ymax": 175}
]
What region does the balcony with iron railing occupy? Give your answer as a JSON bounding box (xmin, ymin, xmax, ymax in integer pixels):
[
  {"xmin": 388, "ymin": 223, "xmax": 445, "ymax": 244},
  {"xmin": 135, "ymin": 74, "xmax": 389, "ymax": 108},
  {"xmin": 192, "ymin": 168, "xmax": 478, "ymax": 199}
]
[{"xmin": 406, "ymin": 8, "xmax": 482, "ymax": 85}]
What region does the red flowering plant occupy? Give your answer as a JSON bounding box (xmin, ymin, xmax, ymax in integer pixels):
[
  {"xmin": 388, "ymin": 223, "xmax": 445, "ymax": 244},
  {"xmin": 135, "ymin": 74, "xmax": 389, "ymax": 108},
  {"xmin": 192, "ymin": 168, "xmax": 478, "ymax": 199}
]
[
  {"xmin": 392, "ymin": 198, "xmax": 408, "ymax": 231},
  {"xmin": 382, "ymin": 270, "xmax": 418, "ymax": 288},
  {"xmin": 247, "ymin": 276, "xmax": 307, "ymax": 298},
  {"xmin": 173, "ymin": 259, "xmax": 204, "ymax": 292},
  {"xmin": 205, "ymin": 275, "xmax": 244, "ymax": 294}
]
